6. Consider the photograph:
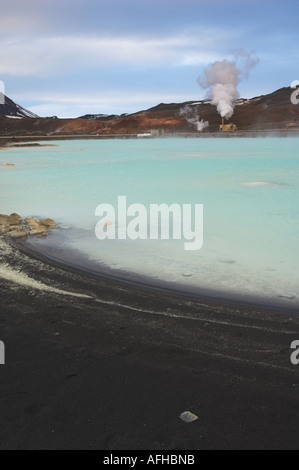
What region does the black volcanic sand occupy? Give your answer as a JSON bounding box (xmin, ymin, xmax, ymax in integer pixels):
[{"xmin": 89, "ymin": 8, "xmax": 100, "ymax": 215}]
[{"xmin": 0, "ymin": 238, "xmax": 299, "ymax": 450}]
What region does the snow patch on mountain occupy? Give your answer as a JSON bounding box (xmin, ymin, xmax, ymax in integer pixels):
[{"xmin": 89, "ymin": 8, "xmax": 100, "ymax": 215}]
[{"xmin": 0, "ymin": 95, "xmax": 38, "ymax": 118}]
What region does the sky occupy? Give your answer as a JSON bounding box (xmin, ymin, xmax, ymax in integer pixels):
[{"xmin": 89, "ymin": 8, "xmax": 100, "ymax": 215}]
[{"xmin": 0, "ymin": 0, "xmax": 298, "ymax": 118}]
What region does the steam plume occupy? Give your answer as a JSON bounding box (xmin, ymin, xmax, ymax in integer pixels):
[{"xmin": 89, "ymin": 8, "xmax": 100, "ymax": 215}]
[
  {"xmin": 197, "ymin": 50, "xmax": 258, "ymax": 120},
  {"xmin": 179, "ymin": 105, "xmax": 209, "ymax": 132}
]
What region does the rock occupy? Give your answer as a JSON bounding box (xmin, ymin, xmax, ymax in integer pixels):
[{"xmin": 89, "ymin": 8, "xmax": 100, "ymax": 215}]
[
  {"xmin": 39, "ymin": 218, "xmax": 57, "ymax": 228},
  {"xmin": 179, "ymin": 411, "xmax": 198, "ymax": 423},
  {"xmin": 0, "ymin": 213, "xmax": 56, "ymax": 239},
  {"xmin": 8, "ymin": 213, "xmax": 22, "ymax": 225},
  {"xmin": 29, "ymin": 226, "xmax": 47, "ymax": 238},
  {"xmin": 0, "ymin": 214, "xmax": 9, "ymax": 225},
  {"xmin": 9, "ymin": 228, "xmax": 28, "ymax": 240},
  {"xmin": 0, "ymin": 213, "xmax": 22, "ymax": 236},
  {"xmin": 24, "ymin": 216, "xmax": 40, "ymax": 228},
  {"xmin": 0, "ymin": 224, "xmax": 10, "ymax": 236},
  {"xmin": 8, "ymin": 224, "xmax": 21, "ymax": 232}
]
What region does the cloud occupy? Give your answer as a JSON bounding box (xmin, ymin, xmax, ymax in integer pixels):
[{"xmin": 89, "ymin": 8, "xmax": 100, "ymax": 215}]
[
  {"xmin": 19, "ymin": 91, "xmax": 191, "ymax": 104},
  {"xmin": 0, "ymin": 32, "xmax": 225, "ymax": 77},
  {"xmin": 0, "ymin": 0, "xmax": 65, "ymax": 35}
]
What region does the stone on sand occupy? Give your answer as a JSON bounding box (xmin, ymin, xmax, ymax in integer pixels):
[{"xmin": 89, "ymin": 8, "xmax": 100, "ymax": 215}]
[{"xmin": 179, "ymin": 411, "xmax": 198, "ymax": 423}]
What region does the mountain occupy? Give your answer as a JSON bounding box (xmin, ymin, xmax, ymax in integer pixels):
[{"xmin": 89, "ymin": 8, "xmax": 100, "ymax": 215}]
[
  {"xmin": 0, "ymin": 94, "xmax": 38, "ymax": 118},
  {"xmin": 0, "ymin": 87, "xmax": 298, "ymax": 137},
  {"xmin": 76, "ymin": 87, "xmax": 299, "ymax": 133}
]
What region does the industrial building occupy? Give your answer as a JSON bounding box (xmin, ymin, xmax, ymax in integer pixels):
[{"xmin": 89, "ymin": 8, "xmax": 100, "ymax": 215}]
[{"xmin": 220, "ymin": 118, "xmax": 237, "ymax": 132}]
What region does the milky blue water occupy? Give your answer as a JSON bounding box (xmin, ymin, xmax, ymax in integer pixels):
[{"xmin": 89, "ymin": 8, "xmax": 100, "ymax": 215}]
[{"xmin": 1, "ymin": 137, "xmax": 299, "ymax": 309}]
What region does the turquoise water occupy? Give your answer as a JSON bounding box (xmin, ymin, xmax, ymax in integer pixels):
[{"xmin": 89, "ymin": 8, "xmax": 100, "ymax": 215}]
[{"xmin": 1, "ymin": 137, "xmax": 299, "ymax": 309}]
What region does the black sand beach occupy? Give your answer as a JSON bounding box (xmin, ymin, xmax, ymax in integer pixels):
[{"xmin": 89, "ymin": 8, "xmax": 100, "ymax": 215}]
[{"xmin": 0, "ymin": 237, "xmax": 299, "ymax": 450}]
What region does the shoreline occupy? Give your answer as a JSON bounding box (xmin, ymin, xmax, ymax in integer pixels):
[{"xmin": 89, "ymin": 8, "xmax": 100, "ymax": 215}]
[
  {"xmin": 1, "ymin": 236, "xmax": 299, "ymax": 449},
  {"xmin": 0, "ymin": 129, "xmax": 299, "ymax": 148},
  {"xmin": 22, "ymin": 234, "xmax": 299, "ymax": 313}
]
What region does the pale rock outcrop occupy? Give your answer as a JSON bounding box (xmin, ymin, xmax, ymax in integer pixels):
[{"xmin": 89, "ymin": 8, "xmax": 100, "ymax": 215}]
[
  {"xmin": 24, "ymin": 216, "xmax": 40, "ymax": 228},
  {"xmin": 0, "ymin": 214, "xmax": 10, "ymax": 225},
  {"xmin": 9, "ymin": 228, "xmax": 28, "ymax": 240},
  {"xmin": 39, "ymin": 218, "xmax": 57, "ymax": 229},
  {"xmin": 29, "ymin": 226, "xmax": 47, "ymax": 238},
  {"xmin": 0, "ymin": 213, "xmax": 22, "ymax": 235},
  {"xmin": 0, "ymin": 224, "xmax": 10, "ymax": 235},
  {"xmin": 0, "ymin": 213, "xmax": 56, "ymax": 239},
  {"xmin": 8, "ymin": 213, "xmax": 22, "ymax": 225}
]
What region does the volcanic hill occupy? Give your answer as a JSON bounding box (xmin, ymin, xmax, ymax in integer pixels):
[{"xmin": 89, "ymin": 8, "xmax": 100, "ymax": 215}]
[{"xmin": 0, "ymin": 87, "xmax": 298, "ymax": 138}]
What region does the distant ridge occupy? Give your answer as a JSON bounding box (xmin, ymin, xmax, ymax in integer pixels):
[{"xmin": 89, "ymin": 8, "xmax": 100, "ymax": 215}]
[
  {"xmin": 79, "ymin": 114, "xmax": 120, "ymax": 121},
  {"xmin": 0, "ymin": 87, "xmax": 298, "ymax": 136},
  {"xmin": 0, "ymin": 94, "xmax": 38, "ymax": 118}
]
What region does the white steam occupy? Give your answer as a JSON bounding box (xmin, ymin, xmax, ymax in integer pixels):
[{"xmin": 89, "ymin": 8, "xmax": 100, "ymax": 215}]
[
  {"xmin": 179, "ymin": 105, "xmax": 209, "ymax": 132},
  {"xmin": 196, "ymin": 119, "xmax": 209, "ymax": 132},
  {"xmin": 197, "ymin": 50, "xmax": 259, "ymax": 120}
]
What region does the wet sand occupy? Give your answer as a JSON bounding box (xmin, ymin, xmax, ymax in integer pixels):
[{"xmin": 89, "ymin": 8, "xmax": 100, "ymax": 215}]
[{"xmin": 0, "ymin": 237, "xmax": 299, "ymax": 450}]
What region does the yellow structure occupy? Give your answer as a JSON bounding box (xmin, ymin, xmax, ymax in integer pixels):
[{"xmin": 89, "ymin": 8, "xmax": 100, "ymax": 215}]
[{"xmin": 220, "ymin": 118, "xmax": 237, "ymax": 132}]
